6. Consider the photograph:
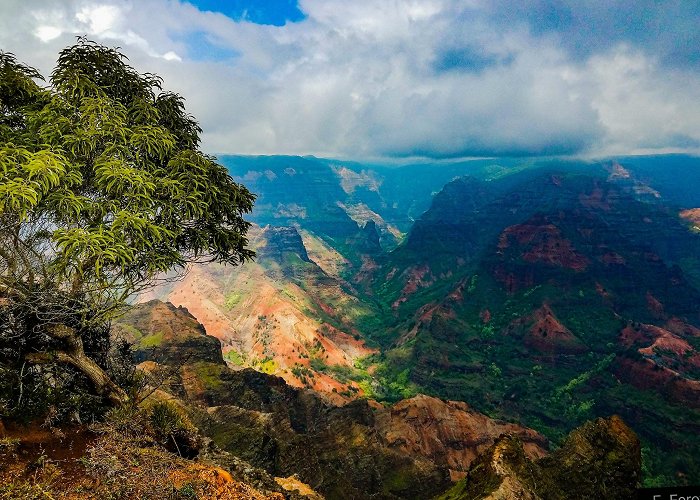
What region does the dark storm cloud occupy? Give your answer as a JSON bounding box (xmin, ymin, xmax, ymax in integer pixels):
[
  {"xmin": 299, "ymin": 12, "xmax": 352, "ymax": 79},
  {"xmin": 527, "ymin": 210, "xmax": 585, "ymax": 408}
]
[{"xmin": 2, "ymin": 0, "xmax": 699, "ymax": 158}]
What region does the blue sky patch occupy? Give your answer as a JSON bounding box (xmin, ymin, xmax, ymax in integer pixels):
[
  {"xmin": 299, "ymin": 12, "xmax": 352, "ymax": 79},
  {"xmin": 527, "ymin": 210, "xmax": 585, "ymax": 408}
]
[
  {"xmin": 187, "ymin": 0, "xmax": 305, "ymax": 26},
  {"xmin": 182, "ymin": 31, "xmax": 239, "ymax": 62}
]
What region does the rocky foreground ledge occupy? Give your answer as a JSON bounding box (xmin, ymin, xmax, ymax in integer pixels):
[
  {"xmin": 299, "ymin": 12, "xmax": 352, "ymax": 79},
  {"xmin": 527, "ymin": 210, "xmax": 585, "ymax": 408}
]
[{"xmin": 440, "ymin": 415, "xmax": 641, "ymax": 500}]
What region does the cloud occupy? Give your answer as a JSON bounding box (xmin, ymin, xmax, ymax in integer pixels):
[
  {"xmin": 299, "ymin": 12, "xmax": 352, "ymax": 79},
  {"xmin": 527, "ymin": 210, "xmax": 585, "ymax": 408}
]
[
  {"xmin": 1, "ymin": 0, "xmax": 699, "ymax": 159},
  {"xmin": 486, "ymin": 0, "xmax": 700, "ymax": 69}
]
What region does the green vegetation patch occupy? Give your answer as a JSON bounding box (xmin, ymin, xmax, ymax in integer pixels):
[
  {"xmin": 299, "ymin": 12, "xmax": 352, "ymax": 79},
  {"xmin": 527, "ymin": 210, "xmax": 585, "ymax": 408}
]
[
  {"xmin": 139, "ymin": 332, "xmax": 164, "ymax": 349},
  {"xmin": 191, "ymin": 362, "xmax": 225, "ymax": 390},
  {"xmin": 223, "ymin": 349, "xmax": 245, "ymax": 366},
  {"xmin": 224, "ymin": 293, "xmax": 242, "ymax": 310}
]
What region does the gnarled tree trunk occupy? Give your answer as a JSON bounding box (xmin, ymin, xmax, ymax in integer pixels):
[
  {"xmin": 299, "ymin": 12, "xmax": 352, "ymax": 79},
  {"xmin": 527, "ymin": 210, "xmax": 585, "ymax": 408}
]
[{"xmin": 26, "ymin": 324, "xmax": 129, "ymax": 406}]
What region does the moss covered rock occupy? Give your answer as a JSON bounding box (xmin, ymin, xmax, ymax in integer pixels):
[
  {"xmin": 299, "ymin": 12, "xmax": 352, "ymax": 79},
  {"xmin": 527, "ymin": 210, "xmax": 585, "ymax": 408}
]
[{"xmin": 439, "ymin": 416, "xmax": 641, "ymax": 500}]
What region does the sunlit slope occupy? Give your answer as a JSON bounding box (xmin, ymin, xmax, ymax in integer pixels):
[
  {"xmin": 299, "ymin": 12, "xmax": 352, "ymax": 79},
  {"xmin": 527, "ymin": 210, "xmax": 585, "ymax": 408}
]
[{"xmin": 142, "ymin": 225, "xmax": 378, "ymax": 402}]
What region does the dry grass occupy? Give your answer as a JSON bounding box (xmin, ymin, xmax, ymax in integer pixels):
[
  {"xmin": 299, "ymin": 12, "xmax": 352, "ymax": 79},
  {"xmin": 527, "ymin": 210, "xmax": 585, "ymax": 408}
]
[{"xmin": 0, "ymin": 407, "xmax": 283, "ymax": 500}]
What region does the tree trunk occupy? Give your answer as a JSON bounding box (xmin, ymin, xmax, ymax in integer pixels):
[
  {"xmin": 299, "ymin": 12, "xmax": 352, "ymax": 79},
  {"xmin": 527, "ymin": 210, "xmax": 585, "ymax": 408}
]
[
  {"xmin": 56, "ymin": 349, "xmax": 129, "ymax": 406},
  {"xmin": 30, "ymin": 324, "xmax": 129, "ymax": 406}
]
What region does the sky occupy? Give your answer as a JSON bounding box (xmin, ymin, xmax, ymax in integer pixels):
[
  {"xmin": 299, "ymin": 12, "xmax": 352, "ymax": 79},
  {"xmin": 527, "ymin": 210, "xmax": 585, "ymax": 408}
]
[{"xmin": 1, "ymin": 0, "xmax": 699, "ymax": 160}]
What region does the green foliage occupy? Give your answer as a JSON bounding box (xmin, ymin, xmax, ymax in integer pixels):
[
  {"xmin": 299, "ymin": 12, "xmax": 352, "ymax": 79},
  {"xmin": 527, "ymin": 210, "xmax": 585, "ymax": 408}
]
[
  {"xmin": 291, "ymin": 363, "xmax": 314, "ymax": 385},
  {"xmin": 139, "ymin": 332, "xmax": 164, "ymax": 349},
  {"xmin": 309, "ymin": 356, "xmax": 328, "ymax": 372},
  {"xmin": 254, "ymin": 357, "xmax": 277, "ymax": 374},
  {"xmin": 357, "ymin": 357, "xmax": 418, "ymax": 402},
  {"xmin": 554, "ymin": 353, "xmax": 615, "ymax": 397},
  {"xmin": 466, "ymin": 274, "xmax": 478, "ymax": 293},
  {"xmin": 0, "ymin": 39, "xmax": 254, "ymax": 420},
  {"xmin": 223, "ymin": 349, "xmax": 245, "ymax": 366},
  {"xmin": 102, "ymin": 402, "xmax": 151, "ymax": 437},
  {"xmin": 0, "ymin": 437, "xmax": 19, "ymax": 454},
  {"xmin": 190, "ymin": 362, "xmax": 225, "ymax": 390},
  {"xmin": 148, "ymin": 401, "xmax": 201, "ymax": 457},
  {"xmin": 177, "ymin": 483, "xmax": 198, "ymax": 499},
  {"xmin": 224, "ymin": 292, "xmax": 241, "ymax": 310}
]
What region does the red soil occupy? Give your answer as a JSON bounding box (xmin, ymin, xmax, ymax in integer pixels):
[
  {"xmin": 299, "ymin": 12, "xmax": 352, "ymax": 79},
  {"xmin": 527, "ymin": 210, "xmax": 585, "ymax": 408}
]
[
  {"xmin": 665, "ymin": 317, "xmax": 700, "ymax": 338},
  {"xmin": 375, "ymin": 394, "xmax": 548, "ymax": 480},
  {"xmin": 614, "ymin": 358, "xmax": 700, "ymax": 408},
  {"xmin": 524, "ymin": 305, "xmax": 586, "ymax": 354},
  {"xmin": 498, "ymin": 222, "xmax": 589, "ymax": 272},
  {"xmin": 595, "ymin": 282, "xmax": 612, "ymax": 299},
  {"xmin": 645, "ymin": 292, "xmax": 665, "ymax": 318},
  {"xmin": 392, "ymin": 265, "xmax": 434, "ymax": 309},
  {"xmin": 599, "ymin": 252, "xmax": 626, "ymax": 265},
  {"xmin": 579, "ymin": 187, "xmax": 612, "ymax": 211}
]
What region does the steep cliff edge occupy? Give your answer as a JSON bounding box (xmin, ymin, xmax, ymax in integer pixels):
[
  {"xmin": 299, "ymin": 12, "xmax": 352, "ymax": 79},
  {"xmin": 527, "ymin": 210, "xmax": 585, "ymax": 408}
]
[{"xmin": 439, "ymin": 415, "xmax": 641, "ymax": 500}]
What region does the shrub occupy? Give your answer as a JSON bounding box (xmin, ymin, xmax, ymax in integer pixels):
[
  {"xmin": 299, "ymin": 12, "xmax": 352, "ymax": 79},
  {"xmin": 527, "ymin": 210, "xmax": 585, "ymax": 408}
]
[{"xmin": 148, "ymin": 401, "xmax": 202, "ymax": 459}]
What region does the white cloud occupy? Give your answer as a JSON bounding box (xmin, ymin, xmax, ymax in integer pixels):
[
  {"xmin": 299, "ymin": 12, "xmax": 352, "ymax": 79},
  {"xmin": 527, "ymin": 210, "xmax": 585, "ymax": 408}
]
[
  {"xmin": 35, "ymin": 25, "xmax": 62, "ymax": 42},
  {"xmin": 585, "ymin": 47, "xmax": 700, "ymax": 155},
  {"xmin": 2, "ymin": 0, "xmax": 700, "ymax": 158},
  {"xmin": 75, "ymin": 4, "xmax": 121, "ymax": 34},
  {"xmin": 162, "ymin": 51, "xmax": 182, "ymax": 62}
]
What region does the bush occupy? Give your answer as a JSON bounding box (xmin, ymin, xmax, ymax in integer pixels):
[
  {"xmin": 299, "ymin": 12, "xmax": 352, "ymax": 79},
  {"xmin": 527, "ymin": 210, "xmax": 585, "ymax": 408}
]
[{"xmin": 148, "ymin": 401, "xmax": 202, "ymax": 459}]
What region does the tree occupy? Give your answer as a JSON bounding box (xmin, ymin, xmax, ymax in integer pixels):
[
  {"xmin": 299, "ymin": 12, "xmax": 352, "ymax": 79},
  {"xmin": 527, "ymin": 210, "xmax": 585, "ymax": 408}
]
[{"xmin": 0, "ymin": 39, "xmax": 254, "ymax": 413}]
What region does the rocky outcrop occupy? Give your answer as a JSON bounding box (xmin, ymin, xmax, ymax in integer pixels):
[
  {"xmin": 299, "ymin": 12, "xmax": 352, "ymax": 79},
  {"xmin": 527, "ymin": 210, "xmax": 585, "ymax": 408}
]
[
  {"xmin": 680, "ymin": 208, "xmax": 700, "ymax": 230},
  {"xmin": 497, "ymin": 218, "xmax": 589, "ymax": 272},
  {"xmin": 355, "ymin": 219, "xmax": 382, "ymax": 254},
  {"xmin": 439, "ymin": 416, "xmax": 641, "ymax": 499},
  {"xmin": 614, "ymin": 357, "xmax": 700, "ymax": 409},
  {"xmin": 257, "ymin": 226, "xmax": 311, "ymax": 264},
  {"xmin": 505, "ymin": 304, "xmax": 586, "ymax": 356},
  {"xmin": 192, "ymin": 369, "xmax": 449, "ymax": 499},
  {"xmin": 618, "ymin": 322, "xmax": 700, "ymax": 407},
  {"xmin": 176, "ymin": 367, "xmax": 553, "ymax": 499},
  {"xmin": 374, "ymin": 394, "xmax": 548, "ymax": 480},
  {"xmin": 138, "ymin": 258, "xmax": 376, "ymax": 403},
  {"xmin": 113, "ymin": 300, "xmax": 224, "ymax": 366},
  {"xmin": 524, "ymin": 305, "xmax": 586, "ymax": 354}
]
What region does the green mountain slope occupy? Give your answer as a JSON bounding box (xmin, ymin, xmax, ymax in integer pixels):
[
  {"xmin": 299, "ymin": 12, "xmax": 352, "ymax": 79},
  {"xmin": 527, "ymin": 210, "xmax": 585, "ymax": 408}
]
[{"xmin": 364, "ymin": 166, "xmax": 700, "ymax": 485}]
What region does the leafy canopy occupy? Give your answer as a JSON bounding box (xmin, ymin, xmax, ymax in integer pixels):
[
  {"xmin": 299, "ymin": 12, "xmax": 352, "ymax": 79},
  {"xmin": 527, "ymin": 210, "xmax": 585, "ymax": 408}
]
[
  {"xmin": 0, "ymin": 39, "xmax": 254, "ymax": 414},
  {"xmin": 1, "ymin": 39, "xmax": 254, "ymax": 297}
]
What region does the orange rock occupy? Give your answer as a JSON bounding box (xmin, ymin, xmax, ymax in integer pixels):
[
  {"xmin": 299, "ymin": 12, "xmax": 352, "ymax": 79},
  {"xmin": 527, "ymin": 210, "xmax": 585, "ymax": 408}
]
[{"xmin": 375, "ymin": 394, "xmax": 548, "ymax": 478}]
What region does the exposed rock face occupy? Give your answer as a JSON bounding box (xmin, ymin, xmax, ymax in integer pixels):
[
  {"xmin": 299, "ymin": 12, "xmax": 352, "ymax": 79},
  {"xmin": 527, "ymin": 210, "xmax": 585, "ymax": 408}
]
[
  {"xmin": 618, "ymin": 321, "xmax": 700, "ymax": 407},
  {"xmin": 439, "ymin": 434, "xmax": 540, "ymax": 500},
  {"xmin": 370, "ymin": 168, "xmax": 700, "ymax": 484},
  {"xmin": 374, "ymin": 394, "xmax": 548, "ymax": 480},
  {"xmin": 165, "ymin": 365, "xmax": 547, "ymax": 499},
  {"xmin": 138, "ymin": 232, "xmax": 376, "ymax": 403},
  {"xmin": 440, "ymin": 416, "xmax": 641, "ymax": 500},
  {"xmin": 356, "ymin": 219, "xmax": 382, "ymax": 254},
  {"xmin": 197, "ymin": 439, "xmax": 319, "ymax": 500},
  {"xmin": 537, "ymin": 415, "xmax": 641, "ymax": 498},
  {"xmin": 191, "ymin": 369, "xmax": 450, "ymax": 499},
  {"xmin": 257, "ymin": 226, "xmax": 311, "ymax": 263},
  {"xmin": 614, "ymin": 357, "xmax": 700, "ymax": 409},
  {"xmin": 511, "ymin": 304, "xmax": 586, "ymax": 355},
  {"xmin": 497, "ymin": 219, "xmax": 589, "ymax": 272},
  {"xmin": 113, "ymin": 300, "xmax": 224, "ymax": 366},
  {"xmin": 680, "ymin": 208, "xmax": 700, "ymax": 230}
]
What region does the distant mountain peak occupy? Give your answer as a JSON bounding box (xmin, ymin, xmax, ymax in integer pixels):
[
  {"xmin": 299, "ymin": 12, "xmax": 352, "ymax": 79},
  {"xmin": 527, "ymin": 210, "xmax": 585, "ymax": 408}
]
[{"xmin": 258, "ymin": 225, "xmax": 311, "ymax": 263}]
